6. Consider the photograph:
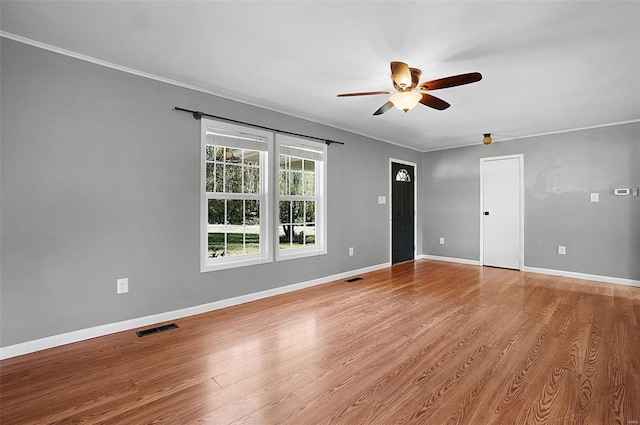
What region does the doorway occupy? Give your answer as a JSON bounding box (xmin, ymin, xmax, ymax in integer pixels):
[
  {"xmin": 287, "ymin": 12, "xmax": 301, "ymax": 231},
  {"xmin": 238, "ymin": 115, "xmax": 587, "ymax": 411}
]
[
  {"xmin": 480, "ymin": 155, "xmax": 524, "ymax": 270},
  {"xmin": 391, "ymin": 161, "xmax": 416, "ymax": 264}
]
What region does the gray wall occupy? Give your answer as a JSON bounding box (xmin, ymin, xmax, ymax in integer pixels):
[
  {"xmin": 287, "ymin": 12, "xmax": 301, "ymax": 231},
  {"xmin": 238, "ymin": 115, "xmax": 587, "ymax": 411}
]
[
  {"xmin": 3, "ymin": 37, "xmax": 637, "ymax": 349},
  {"xmin": 422, "ymin": 122, "xmax": 640, "ymax": 280},
  {"xmin": 0, "ymin": 39, "xmax": 421, "ymax": 347}
]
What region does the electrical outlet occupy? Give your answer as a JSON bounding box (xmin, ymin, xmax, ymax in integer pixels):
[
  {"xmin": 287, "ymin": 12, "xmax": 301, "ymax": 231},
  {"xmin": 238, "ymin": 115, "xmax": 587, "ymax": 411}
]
[
  {"xmin": 439, "ymin": 237, "xmax": 445, "ymax": 245},
  {"xmin": 349, "ymin": 247, "xmax": 354, "ymax": 257},
  {"xmin": 558, "ymin": 246, "xmax": 566, "ymax": 255},
  {"xmin": 117, "ymin": 278, "xmax": 129, "ymax": 294}
]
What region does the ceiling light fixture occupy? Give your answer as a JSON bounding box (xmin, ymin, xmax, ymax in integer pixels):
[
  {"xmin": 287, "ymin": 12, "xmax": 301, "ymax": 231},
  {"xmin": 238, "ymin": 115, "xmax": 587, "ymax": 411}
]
[
  {"xmin": 483, "ymin": 133, "xmax": 492, "ymax": 145},
  {"xmin": 390, "ymin": 91, "xmax": 422, "ymax": 113}
]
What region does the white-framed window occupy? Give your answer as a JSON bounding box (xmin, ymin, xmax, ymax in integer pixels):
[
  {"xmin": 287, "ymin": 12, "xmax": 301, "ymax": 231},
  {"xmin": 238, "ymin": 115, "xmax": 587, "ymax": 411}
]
[
  {"xmin": 201, "ymin": 118, "xmax": 272, "ymax": 272},
  {"xmin": 276, "ymin": 135, "xmax": 327, "ymax": 261}
]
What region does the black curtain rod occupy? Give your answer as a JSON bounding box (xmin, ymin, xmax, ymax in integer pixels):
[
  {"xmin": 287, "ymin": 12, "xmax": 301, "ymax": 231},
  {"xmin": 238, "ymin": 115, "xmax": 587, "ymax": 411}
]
[{"xmin": 174, "ymin": 107, "xmax": 344, "ymax": 146}]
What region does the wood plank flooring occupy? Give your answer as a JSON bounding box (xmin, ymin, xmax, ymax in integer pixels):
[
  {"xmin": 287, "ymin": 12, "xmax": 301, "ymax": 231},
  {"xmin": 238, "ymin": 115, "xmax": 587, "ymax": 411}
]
[{"xmin": 1, "ymin": 260, "xmax": 639, "ymax": 424}]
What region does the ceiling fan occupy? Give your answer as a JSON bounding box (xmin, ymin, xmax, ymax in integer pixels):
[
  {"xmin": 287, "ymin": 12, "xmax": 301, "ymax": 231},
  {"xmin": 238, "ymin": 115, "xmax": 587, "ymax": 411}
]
[{"xmin": 337, "ymin": 61, "xmax": 482, "ymax": 115}]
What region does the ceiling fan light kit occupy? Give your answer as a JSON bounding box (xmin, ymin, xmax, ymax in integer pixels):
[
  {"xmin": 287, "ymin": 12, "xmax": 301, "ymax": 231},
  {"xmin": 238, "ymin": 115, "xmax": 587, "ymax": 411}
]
[
  {"xmin": 337, "ymin": 61, "xmax": 482, "ymax": 116},
  {"xmin": 390, "ymin": 91, "xmax": 422, "ymax": 113}
]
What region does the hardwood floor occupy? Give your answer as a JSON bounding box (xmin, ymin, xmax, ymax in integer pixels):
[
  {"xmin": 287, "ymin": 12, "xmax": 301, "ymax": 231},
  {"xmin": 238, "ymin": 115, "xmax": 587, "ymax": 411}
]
[{"xmin": 1, "ymin": 260, "xmax": 639, "ymax": 424}]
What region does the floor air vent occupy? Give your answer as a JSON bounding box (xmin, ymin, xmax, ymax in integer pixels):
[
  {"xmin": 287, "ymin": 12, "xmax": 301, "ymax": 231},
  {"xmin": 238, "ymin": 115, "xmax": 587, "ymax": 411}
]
[
  {"xmin": 345, "ymin": 277, "xmax": 363, "ymax": 283},
  {"xmin": 136, "ymin": 323, "xmax": 179, "ymax": 337}
]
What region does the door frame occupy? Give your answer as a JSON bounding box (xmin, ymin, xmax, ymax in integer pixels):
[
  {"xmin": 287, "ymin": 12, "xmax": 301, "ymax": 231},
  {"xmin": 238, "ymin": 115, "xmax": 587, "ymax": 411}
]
[
  {"xmin": 389, "ymin": 158, "xmax": 418, "ymax": 264},
  {"xmin": 479, "ymin": 154, "xmax": 524, "ymax": 270}
]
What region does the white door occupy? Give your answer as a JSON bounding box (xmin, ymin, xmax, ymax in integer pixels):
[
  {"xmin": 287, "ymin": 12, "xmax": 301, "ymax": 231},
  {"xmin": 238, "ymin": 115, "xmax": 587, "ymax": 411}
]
[{"xmin": 481, "ymin": 156, "xmax": 522, "ymax": 269}]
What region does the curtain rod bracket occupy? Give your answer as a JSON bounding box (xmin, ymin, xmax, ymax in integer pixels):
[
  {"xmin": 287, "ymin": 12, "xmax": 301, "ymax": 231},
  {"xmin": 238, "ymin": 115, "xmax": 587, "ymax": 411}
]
[{"xmin": 174, "ymin": 106, "xmax": 344, "ymax": 145}]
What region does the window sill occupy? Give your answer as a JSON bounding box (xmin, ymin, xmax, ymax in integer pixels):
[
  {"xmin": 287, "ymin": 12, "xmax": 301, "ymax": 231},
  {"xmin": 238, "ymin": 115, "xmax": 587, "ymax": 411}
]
[
  {"xmin": 201, "ymin": 256, "xmax": 272, "ymax": 273},
  {"xmin": 276, "ymin": 248, "xmax": 327, "ymax": 262}
]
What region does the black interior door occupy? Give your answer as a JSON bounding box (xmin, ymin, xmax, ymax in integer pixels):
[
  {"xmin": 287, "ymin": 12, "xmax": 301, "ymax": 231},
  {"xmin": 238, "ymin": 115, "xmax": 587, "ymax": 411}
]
[{"xmin": 392, "ymin": 162, "xmax": 415, "ymax": 264}]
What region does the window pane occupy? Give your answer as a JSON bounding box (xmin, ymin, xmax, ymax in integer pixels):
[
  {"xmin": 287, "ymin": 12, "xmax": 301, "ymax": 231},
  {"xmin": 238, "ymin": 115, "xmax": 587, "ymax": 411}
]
[
  {"xmin": 279, "ymin": 200, "xmax": 291, "ymax": 224},
  {"xmin": 291, "ymin": 157, "xmax": 303, "ymax": 171},
  {"xmin": 396, "ymin": 168, "xmax": 411, "ymax": 182},
  {"xmin": 245, "ymin": 200, "xmax": 260, "ymax": 225},
  {"xmin": 208, "ymin": 231, "xmax": 225, "ymax": 258},
  {"xmin": 303, "ymin": 171, "xmax": 315, "ymax": 196},
  {"xmin": 244, "ymin": 150, "xmax": 260, "ymax": 166},
  {"xmin": 305, "ymin": 201, "xmax": 315, "ymax": 223},
  {"xmin": 206, "ymin": 162, "xmax": 215, "ymax": 192},
  {"xmin": 245, "ymin": 225, "xmax": 260, "ymax": 254},
  {"xmin": 206, "ymin": 145, "xmax": 216, "ymax": 161},
  {"xmin": 279, "ymin": 170, "xmax": 288, "ymax": 195},
  {"xmin": 226, "ymin": 231, "xmax": 245, "ymax": 256},
  {"xmin": 215, "ymin": 163, "xmax": 224, "ymax": 192},
  {"xmin": 293, "ymin": 225, "xmax": 305, "ymax": 246},
  {"xmin": 225, "ymin": 147, "xmax": 242, "ymax": 163},
  {"xmin": 215, "ymin": 146, "xmax": 224, "ymax": 161},
  {"xmin": 279, "ymin": 225, "xmax": 292, "ymax": 250},
  {"xmin": 244, "ymin": 166, "xmax": 260, "ymax": 194},
  {"xmin": 292, "ymin": 201, "xmax": 305, "ymax": 223},
  {"xmin": 304, "ymin": 159, "xmax": 315, "ymax": 172},
  {"xmin": 279, "ymin": 154, "xmax": 289, "ymax": 170},
  {"xmin": 208, "ymin": 199, "xmax": 225, "ymax": 225},
  {"xmin": 225, "ymin": 164, "xmax": 242, "ymax": 193},
  {"xmin": 305, "ymin": 224, "xmax": 316, "ymax": 246},
  {"xmin": 227, "ymin": 200, "xmax": 244, "ymax": 225},
  {"xmin": 290, "ymin": 171, "xmax": 302, "ymax": 195}
]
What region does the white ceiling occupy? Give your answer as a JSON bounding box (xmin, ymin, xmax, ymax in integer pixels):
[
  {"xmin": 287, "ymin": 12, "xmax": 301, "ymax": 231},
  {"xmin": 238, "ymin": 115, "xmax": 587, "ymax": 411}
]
[{"xmin": 1, "ymin": 1, "xmax": 639, "ymax": 151}]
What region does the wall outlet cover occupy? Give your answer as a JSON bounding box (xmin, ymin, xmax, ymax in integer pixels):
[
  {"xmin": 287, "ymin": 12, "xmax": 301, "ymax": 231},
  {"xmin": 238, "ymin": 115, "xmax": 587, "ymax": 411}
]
[
  {"xmin": 117, "ymin": 278, "xmax": 129, "ymax": 294},
  {"xmin": 558, "ymin": 246, "xmax": 566, "ymax": 255}
]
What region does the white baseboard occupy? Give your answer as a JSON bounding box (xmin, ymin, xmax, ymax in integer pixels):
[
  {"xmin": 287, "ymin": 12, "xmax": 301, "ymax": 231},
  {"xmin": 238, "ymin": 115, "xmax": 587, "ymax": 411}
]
[
  {"xmin": 523, "ymin": 266, "xmax": 640, "ymax": 288},
  {"xmin": 417, "ymin": 254, "xmax": 481, "ymax": 266},
  {"xmin": 418, "ymin": 255, "xmax": 639, "ymax": 287},
  {"xmin": 0, "ymin": 262, "xmax": 390, "ymax": 360}
]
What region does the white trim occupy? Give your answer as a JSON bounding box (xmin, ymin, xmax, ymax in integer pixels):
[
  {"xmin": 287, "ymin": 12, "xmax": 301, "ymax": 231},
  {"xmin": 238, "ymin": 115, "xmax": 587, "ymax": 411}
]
[
  {"xmin": 4, "ymin": 32, "xmax": 639, "ymax": 156},
  {"xmin": 421, "ymin": 120, "xmax": 640, "ymax": 153},
  {"xmin": 418, "ymin": 256, "xmax": 639, "ymax": 287},
  {"xmin": 418, "ymin": 254, "xmax": 481, "ymax": 266},
  {"xmin": 489, "ymin": 120, "xmax": 640, "ymax": 145},
  {"xmin": 523, "ymin": 266, "xmax": 640, "ymax": 288},
  {"xmin": 389, "ymin": 158, "xmax": 418, "ymax": 264},
  {"xmin": 3, "ymin": 32, "xmax": 639, "ymax": 156},
  {"xmin": 479, "ymin": 154, "xmax": 525, "ymax": 270},
  {"xmin": 0, "ymin": 32, "xmax": 408, "ymax": 152},
  {"xmin": 274, "ymin": 134, "xmax": 328, "ymax": 261},
  {"xmin": 0, "ymin": 32, "xmax": 237, "ymax": 103},
  {"xmin": 200, "ymin": 118, "xmax": 274, "ymax": 272},
  {"xmin": 0, "ymin": 262, "xmax": 391, "ymax": 360}
]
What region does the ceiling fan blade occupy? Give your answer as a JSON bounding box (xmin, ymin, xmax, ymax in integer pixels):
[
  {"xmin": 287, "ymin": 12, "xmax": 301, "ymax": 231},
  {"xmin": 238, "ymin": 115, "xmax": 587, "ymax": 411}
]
[
  {"xmin": 419, "ymin": 93, "xmax": 451, "ymax": 110},
  {"xmin": 390, "ymin": 61, "xmax": 412, "ymax": 89},
  {"xmin": 418, "ymin": 72, "xmax": 482, "ymax": 91},
  {"xmin": 337, "ymin": 90, "xmax": 391, "ymax": 97},
  {"xmin": 410, "ymin": 68, "xmax": 422, "ymax": 89},
  {"xmin": 373, "ymin": 101, "xmax": 394, "ymax": 115}
]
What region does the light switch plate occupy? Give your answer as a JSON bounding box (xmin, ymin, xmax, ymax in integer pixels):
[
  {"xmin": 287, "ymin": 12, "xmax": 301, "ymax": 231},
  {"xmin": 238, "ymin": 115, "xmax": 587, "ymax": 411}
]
[
  {"xmin": 590, "ymin": 193, "xmax": 599, "ymax": 202},
  {"xmin": 558, "ymin": 246, "xmax": 566, "ymax": 255},
  {"xmin": 377, "ymin": 196, "xmax": 386, "ymax": 204}
]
